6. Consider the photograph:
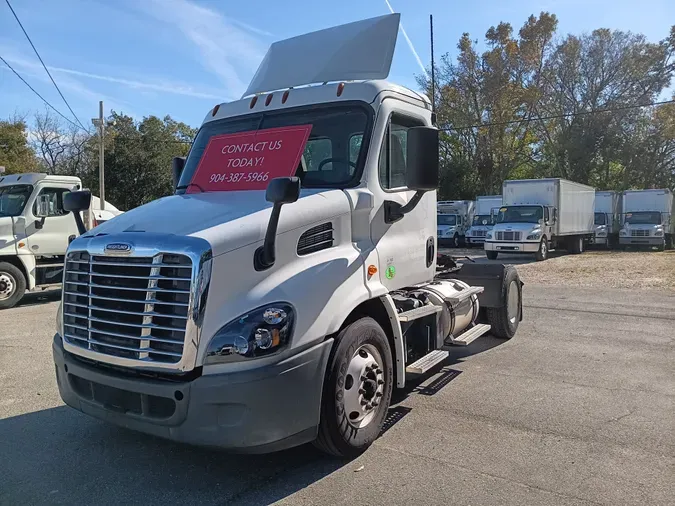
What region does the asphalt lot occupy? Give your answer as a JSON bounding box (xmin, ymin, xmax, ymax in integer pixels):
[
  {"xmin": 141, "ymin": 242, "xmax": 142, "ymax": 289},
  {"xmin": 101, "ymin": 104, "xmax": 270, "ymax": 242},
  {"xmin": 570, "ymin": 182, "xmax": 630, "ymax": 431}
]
[{"xmin": 1, "ymin": 279, "xmax": 674, "ymax": 505}]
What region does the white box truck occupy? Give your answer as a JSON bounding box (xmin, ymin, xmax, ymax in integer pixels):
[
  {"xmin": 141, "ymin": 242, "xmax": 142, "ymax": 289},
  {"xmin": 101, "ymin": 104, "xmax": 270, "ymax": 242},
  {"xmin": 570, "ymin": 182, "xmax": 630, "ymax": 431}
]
[
  {"xmin": 52, "ymin": 14, "xmax": 524, "ymax": 459},
  {"xmin": 0, "ymin": 173, "xmax": 122, "ymax": 308},
  {"xmin": 485, "ymin": 178, "xmax": 595, "ymax": 261},
  {"xmin": 619, "ymin": 189, "xmax": 674, "ymax": 250},
  {"xmin": 437, "ymin": 200, "xmax": 475, "ymax": 247},
  {"xmin": 593, "ymin": 191, "xmax": 622, "ymax": 248},
  {"xmin": 466, "ymin": 195, "xmax": 501, "ymax": 247}
]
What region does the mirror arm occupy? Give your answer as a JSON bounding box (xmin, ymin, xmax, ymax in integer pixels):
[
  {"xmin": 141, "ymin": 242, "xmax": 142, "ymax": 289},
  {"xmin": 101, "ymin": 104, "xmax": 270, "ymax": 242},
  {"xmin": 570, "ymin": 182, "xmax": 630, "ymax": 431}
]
[
  {"xmin": 72, "ymin": 211, "xmax": 87, "ymax": 236},
  {"xmin": 35, "ymin": 217, "xmax": 46, "ymax": 230},
  {"xmin": 254, "ymin": 203, "xmax": 283, "ymax": 271},
  {"xmin": 384, "ymin": 190, "xmax": 425, "ymax": 224}
]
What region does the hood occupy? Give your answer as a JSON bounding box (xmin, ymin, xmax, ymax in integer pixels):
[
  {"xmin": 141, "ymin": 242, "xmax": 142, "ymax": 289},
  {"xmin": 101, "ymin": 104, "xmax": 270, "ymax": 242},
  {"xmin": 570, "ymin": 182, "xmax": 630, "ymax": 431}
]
[
  {"xmin": 492, "ymin": 222, "xmax": 540, "ymax": 233},
  {"xmin": 85, "ymin": 189, "xmax": 350, "ymax": 257}
]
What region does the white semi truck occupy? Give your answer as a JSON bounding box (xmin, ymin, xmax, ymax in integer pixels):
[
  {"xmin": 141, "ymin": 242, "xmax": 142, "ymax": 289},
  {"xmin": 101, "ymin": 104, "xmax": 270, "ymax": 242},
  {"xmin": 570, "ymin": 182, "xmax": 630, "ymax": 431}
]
[
  {"xmin": 437, "ymin": 200, "xmax": 475, "ymax": 247},
  {"xmin": 52, "ymin": 14, "xmax": 523, "ymax": 458},
  {"xmin": 619, "ymin": 189, "xmax": 674, "ymax": 250},
  {"xmin": 485, "ymin": 178, "xmax": 595, "ymax": 261},
  {"xmin": 466, "ymin": 195, "xmax": 501, "ymax": 247},
  {"xmin": 0, "ymin": 173, "xmax": 122, "ymax": 309},
  {"xmin": 593, "ymin": 191, "xmax": 622, "ymax": 248}
]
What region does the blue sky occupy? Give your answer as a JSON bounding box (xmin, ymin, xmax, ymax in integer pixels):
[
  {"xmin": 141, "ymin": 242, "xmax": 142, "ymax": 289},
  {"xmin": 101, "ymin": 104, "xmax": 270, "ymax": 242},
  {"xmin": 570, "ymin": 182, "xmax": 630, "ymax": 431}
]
[{"xmin": 1, "ymin": 0, "xmax": 673, "ymax": 130}]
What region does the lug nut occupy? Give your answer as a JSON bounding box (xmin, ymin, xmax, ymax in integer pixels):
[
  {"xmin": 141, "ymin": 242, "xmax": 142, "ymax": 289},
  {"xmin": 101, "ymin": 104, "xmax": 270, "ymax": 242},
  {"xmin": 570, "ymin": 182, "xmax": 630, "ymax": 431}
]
[
  {"xmin": 366, "ymin": 403, "xmax": 373, "ymax": 410},
  {"xmin": 360, "ymin": 399, "xmax": 368, "ymax": 406},
  {"xmin": 376, "ymin": 391, "xmax": 383, "ymax": 397},
  {"xmin": 377, "ymin": 379, "xmax": 384, "ymax": 385},
  {"xmin": 376, "ymin": 368, "xmax": 382, "ymax": 374},
  {"xmin": 373, "ymin": 401, "xmax": 379, "ymax": 407},
  {"xmin": 360, "ymin": 376, "xmax": 367, "ymax": 381},
  {"xmin": 359, "ymin": 388, "xmax": 366, "ymax": 395}
]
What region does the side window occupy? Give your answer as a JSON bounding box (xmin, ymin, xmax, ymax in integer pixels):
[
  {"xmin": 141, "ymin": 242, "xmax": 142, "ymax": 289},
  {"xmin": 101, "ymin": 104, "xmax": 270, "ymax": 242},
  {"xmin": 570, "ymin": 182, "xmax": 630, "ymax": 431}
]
[
  {"xmin": 349, "ymin": 134, "xmax": 363, "ymax": 165},
  {"xmin": 34, "ymin": 187, "xmax": 69, "ymax": 217},
  {"xmin": 378, "ymin": 113, "xmax": 424, "ymax": 190}
]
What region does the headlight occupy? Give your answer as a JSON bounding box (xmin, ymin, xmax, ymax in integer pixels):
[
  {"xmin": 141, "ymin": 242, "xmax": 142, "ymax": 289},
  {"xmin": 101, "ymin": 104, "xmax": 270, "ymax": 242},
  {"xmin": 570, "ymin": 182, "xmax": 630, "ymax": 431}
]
[
  {"xmin": 486, "ymin": 232, "xmax": 493, "ymax": 240},
  {"xmin": 620, "ymin": 229, "xmax": 627, "ymax": 236},
  {"xmin": 654, "ymin": 229, "xmax": 663, "ymax": 236},
  {"xmin": 526, "ymin": 231, "xmax": 542, "ymax": 240},
  {"xmin": 205, "ymin": 303, "xmax": 295, "ymax": 365},
  {"xmin": 597, "ymin": 230, "xmax": 607, "ymax": 237}
]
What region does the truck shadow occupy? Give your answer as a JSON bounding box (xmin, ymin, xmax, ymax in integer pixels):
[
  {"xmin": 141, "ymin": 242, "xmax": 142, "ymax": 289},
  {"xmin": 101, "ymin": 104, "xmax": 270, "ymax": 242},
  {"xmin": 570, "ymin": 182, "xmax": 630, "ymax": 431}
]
[
  {"xmin": 15, "ymin": 288, "xmax": 61, "ymax": 307},
  {"xmin": 0, "ymin": 405, "xmax": 346, "ymax": 506}
]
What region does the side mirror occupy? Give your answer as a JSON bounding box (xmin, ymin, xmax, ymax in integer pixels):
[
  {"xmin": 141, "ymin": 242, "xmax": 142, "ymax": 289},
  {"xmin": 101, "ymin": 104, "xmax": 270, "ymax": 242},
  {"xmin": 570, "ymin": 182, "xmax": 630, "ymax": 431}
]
[
  {"xmin": 35, "ymin": 195, "xmax": 51, "ymax": 218},
  {"xmin": 405, "ymin": 126, "xmax": 439, "ymax": 191},
  {"xmin": 172, "ymin": 156, "xmax": 186, "ymax": 188},
  {"xmin": 254, "ymin": 177, "xmax": 301, "ymax": 271},
  {"xmin": 63, "ymin": 190, "xmax": 92, "ymax": 236}
]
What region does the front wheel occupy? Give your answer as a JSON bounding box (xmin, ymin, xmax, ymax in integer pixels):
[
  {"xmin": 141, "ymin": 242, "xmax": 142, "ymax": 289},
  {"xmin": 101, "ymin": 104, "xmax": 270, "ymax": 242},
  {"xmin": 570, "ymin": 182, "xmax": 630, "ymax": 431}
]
[
  {"xmin": 665, "ymin": 235, "xmax": 673, "ymax": 250},
  {"xmin": 452, "ymin": 234, "xmax": 460, "ymax": 248},
  {"xmin": 314, "ymin": 317, "xmax": 393, "ymax": 458},
  {"xmin": 486, "ymin": 250, "xmax": 498, "ymax": 260},
  {"xmin": 534, "ymin": 237, "xmax": 548, "ymax": 261},
  {"xmin": 0, "ymin": 262, "xmax": 26, "ymax": 310},
  {"xmin": 487, "ymin": 265, "xmax": 522, "ymax": 339}
]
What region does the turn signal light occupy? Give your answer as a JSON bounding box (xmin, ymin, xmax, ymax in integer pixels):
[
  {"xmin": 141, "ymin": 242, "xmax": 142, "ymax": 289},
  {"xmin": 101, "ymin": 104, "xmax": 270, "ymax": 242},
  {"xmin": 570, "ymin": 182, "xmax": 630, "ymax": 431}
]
[{"xmin": 367, "ymin": 265, "xmax": 377, "ymax": 277}]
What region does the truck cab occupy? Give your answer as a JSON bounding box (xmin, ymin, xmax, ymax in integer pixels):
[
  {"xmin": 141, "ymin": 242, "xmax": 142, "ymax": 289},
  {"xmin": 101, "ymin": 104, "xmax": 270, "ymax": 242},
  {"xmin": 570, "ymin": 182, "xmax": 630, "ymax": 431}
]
[
  {"xmin": 619, "ymin": 189, "xmax": 674, "ymax": 250},
  {"xmin": 437, "ymin": 200, "xmax": 475, "ymax": 247},
  {"xmin": 52, "ymin": 14, "xmax": 523, "ymax": 458},
  {"xmin": 466, "ymin": 195, "xmax": 501, "ymax": 247}
]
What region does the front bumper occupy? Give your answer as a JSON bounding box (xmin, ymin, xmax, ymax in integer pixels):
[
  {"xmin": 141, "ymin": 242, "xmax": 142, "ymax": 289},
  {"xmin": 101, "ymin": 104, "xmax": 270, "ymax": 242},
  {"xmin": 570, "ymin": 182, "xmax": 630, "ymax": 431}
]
[
  {"xmin": 466, "ymin": 237, "xmax": 486, "ymax": 245},
  {"xmin": 484, "ymin": 241, "xmax": 540, "ymax": 253},
  {"xmin": 619, "ymin": 237, "xmax": 664, "ymax": 246},
  {"xmin": 53, "ymin": 334, "xmax": 332, "ymax": 453}
]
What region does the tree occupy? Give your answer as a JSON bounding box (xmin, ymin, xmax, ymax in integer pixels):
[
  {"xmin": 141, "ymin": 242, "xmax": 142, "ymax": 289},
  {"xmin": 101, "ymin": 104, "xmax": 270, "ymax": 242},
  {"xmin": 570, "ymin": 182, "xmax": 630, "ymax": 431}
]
[
  {"xmin": 0, "ymin": 116, "xmax": 39, "ymax": 174},
  {"xmin": 31, "ymin": 109, "xmax": 93, "ymax": 176}
]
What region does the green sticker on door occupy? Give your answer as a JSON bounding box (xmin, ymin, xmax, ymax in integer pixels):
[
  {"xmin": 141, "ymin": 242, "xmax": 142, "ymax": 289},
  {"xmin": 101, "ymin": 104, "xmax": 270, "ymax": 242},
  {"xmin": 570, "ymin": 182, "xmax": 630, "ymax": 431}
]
[{"xmin": 385, "ymin": 265, "xmax": 396, "ymax": 279}]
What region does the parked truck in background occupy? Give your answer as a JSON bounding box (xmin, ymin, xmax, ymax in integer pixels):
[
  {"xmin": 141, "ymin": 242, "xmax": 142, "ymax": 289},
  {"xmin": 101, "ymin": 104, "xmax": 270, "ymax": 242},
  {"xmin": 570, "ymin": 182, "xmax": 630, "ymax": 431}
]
[
  {"xmin": 593, "ymin": 191, "xmax": 622, "ymax": 249},
  {"xmin": 437, "ymin": 200, "xmax": 475, "ymax": 247},
  {"xmin": 485, "ymin": 178, "xmax": 595, "ymax": 261},
  {"xmin": 0, "ymin": 173, "xmax": 122, "ymax": 309},
  {"xmin": 52, "ymin": 14, "xmax": 523, "ymax": 459},
  {"xmin": 619, "ymin": 189, "xmax": 674, "ymax": 250},
  {"xmin": 465, "ymin": 195, "xmax": 501, "ymax": 247}
]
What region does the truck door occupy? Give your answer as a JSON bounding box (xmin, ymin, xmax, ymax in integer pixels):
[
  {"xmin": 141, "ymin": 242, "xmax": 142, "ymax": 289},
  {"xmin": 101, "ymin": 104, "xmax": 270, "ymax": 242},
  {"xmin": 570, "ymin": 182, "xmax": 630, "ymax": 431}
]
[
  {"xmin": 370, "ymin": 103, "xmax": 436, "ymax": 290},
  {"xmin": 25, "ymin": 185, "xmax": 79, "ymax": 256}
]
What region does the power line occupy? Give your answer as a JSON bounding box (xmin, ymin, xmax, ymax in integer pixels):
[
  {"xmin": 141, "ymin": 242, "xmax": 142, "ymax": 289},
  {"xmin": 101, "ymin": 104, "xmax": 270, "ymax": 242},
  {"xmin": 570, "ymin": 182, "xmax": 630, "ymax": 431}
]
[
  {"xmin": 0, "ymin": 54, "xmax": 86, "ymax": 131},
  {"xmin": 5, "ymin": 0, "xmax": 88, "ymax": 132},
  {"xmin": 441, "ymin": 99, "xmax": 675, "ymax": 132}
]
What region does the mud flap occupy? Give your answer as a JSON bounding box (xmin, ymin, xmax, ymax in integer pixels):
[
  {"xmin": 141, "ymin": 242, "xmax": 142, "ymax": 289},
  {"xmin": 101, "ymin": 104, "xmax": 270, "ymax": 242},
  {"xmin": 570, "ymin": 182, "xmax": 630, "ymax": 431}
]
[{"xmin": 452, "ymin": 263, "xmax": 523, "ymax": 319}]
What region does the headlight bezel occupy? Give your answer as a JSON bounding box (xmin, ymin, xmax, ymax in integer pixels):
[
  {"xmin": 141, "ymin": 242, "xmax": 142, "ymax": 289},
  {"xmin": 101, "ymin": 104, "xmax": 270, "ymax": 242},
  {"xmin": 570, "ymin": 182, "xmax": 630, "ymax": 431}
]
[
  {"xmin": 204, "ymin": 302, "xmax": 296, "ymax": 365},
  {"xmin": 526, "ymin": 230, "xmax": 542, "ymax": 241}
]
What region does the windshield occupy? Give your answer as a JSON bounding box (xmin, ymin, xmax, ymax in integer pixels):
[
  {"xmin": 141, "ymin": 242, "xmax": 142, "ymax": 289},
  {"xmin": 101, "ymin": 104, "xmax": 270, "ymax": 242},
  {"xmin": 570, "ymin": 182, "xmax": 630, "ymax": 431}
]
[
  {"xmin": 472, "ymin": 214, "xmax": 493, "ymax": 226},
  {"xmin": 179, "ymin": 103, "xmax": 371, "ymax": 191},
  {"xmin": 624, "ymin": 211, "xmax": 661, "ymax": 225},
  {"xmin": 0, "ymin": 184, "xmax": 33, "ymax": 217},
  {"xmin": 594, "ymin": 213, "xmax": 606, "ymax": 225},
  {"xmin": 497, "ymin": 205, "xmax": 543, "ymax": 224},
  {"xmin": 438, "ymin": 214, "xmax": 457, "ymax": 226}
]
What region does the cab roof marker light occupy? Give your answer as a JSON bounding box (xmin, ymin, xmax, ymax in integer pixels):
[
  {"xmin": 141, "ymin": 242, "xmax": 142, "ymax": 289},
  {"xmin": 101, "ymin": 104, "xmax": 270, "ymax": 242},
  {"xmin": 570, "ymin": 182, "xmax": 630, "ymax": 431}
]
[
  {"xmin": 249, "ymin": 96, "xmax": 258, "ymax": 109},
  {"xmin": 337, "ymin": 82, "xmax": 345, "ymax": 97},
  {"xmin": 282, "ymin": 90, "xmax": 290, "ymax": 104},
  {"xmin": 265, "ymin": 94, "xmax": 274, "ymax": 106},
  {"xmin": 211, "ymin": 104, "xmax": 220, "ymax": 117}
]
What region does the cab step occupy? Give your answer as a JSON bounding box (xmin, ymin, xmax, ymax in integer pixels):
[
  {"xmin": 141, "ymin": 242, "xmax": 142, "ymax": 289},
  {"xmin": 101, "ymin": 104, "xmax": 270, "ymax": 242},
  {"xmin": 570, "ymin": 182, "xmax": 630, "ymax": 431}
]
[
  {"xmin": 405, "ymin": 349, "xmax": 449, "ymax": 374},
  {"xmin": 444, "ymin": 323, "xmax": 491, "ymax": 346},
  {"xmin": 398, "ymin": 304, "xmax": 442, "ymax": 322},
  {"xmin": 445, "ymin": 286, "xmax": 484, "ymax": 305}
]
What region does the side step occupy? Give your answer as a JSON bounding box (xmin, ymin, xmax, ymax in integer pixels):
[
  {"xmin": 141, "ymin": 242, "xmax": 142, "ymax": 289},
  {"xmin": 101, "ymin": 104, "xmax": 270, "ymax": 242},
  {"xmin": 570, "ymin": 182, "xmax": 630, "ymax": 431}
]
[
  {"xmin": 445, "ymin": 323, "xmax": 491, "ymax": 346},
  {"xmin": 445, "ymin": 286, "xmax": 484, "ymax": 305},
  {"xmin": 398, "ymin": 304, "xmax": 442, "ymax": 322},
  {"xmin": 405, "ymin": 349, "xmax": 449, "ymax": 374}
]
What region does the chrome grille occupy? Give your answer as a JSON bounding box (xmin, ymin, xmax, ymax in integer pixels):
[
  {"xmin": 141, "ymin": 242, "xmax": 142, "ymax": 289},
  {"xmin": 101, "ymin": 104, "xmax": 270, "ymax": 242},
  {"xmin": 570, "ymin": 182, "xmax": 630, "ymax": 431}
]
[
  {"xmin": 63, "ymin": 251, "xmax": 192, "ymax": 364},
  {"xmin": 473, "ymin": 230, "xmax": 487, "ymax": 237},
  {"xmin": 496, "ymin": 231, "xmax": 521, "ymax": 241},
  {"xmin": 631, "ymin": 229, "xmax": 649, "ymax": 237}
]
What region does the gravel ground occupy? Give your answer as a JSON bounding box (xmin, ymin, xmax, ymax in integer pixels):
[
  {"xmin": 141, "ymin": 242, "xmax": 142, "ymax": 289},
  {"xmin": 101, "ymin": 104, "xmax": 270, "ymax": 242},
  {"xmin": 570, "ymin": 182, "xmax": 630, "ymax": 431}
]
[{"xmin": 446, "ymin": 248, "xmax": 675, "ymax": 290}]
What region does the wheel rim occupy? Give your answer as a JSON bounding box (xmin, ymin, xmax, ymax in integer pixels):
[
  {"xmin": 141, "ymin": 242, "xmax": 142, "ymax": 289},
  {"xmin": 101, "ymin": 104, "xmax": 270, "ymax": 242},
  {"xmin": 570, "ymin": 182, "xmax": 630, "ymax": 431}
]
[
  {"xmin": 507, "ymin": 280, "xmax": 519, "ymax": 324},
  {"xmin": 541, "ymin": 240, "xmax": 547, "ymax": 257},
  {"xmin": 453, "ymin": 235, "xmax": 458, "ymax": 247},
  {"xmin": 342, "ymin": 344, "xmax": 385, "ymax": 429},
  {"xmin": 0, "ymin": 271, "xmax": 16, "ymax": 301}
]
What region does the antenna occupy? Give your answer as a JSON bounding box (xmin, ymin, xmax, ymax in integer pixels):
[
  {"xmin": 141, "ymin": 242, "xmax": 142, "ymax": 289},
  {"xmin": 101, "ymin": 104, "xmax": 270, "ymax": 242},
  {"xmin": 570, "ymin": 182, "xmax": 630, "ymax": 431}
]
[{"xmin": 430, "ymin": 14, "xmax": 437, "ymax": 125}]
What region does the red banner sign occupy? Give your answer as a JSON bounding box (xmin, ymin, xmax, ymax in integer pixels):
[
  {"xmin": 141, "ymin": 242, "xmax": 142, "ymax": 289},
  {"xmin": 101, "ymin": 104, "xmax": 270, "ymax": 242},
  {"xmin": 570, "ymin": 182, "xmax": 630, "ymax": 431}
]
[{"xmin": 188, "ymin": 125, "xmax": 312, "ymax": 193}]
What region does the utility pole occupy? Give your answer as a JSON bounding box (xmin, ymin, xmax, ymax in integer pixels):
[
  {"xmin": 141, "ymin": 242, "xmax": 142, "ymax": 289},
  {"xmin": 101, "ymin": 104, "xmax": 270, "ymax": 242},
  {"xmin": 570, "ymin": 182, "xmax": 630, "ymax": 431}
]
[{"xmin": 91, "ymin": 101, "xmax": 105, "ymax": 210}]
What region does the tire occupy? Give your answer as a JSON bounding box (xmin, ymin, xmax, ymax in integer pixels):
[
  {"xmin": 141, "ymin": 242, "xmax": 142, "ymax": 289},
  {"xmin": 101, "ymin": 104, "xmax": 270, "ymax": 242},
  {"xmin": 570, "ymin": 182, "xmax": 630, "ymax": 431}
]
[
  {"xmin": 534, "ymin": 237, "xmax": 548, "ymax": 261},
  {"xmin": 314, "ymin": 317, "xmax": 394, "ymax": 458},
  {"xmin": 486, "ymin": 250, "xmax": 498, "ymax": 260},
  {"xmin": 656, "ymin": 239, "xmax": 665, "ymax": 252},
  {"xmin": 0, "ymin": 262, "xmax": 27, "ymax": 310},
  {"xmin": 666, "ymin": 235, "xmax": 673, "ymax": 250},
  {"xmin": 452, "ymin": 234, "xmax": 459, "ymax": 248},
  {"xmin": 487, "ymin": 265, "xmax": 522, "ymax": 340},
  {"xmin": 569, "ymin": 236, "xmax": 583, "ymax": 254}
]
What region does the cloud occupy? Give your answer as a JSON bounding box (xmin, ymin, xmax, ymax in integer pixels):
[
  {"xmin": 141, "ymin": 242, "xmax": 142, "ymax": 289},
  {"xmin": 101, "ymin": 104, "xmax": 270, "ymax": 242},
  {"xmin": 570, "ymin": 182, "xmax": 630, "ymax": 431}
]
[
  {"xmin": 139, "ymin": 0, "xmax": 267, "ymax": 99},
  {"xmin": 384, "ymin": 0, "xmax": 429, "ymax": 79}
]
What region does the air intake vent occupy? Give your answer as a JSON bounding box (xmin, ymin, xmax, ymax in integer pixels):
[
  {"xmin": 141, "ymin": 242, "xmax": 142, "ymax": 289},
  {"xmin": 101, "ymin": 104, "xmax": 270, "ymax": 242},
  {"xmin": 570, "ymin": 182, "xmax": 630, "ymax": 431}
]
[{"xmin": 297, "ymin": 222, "xmax": 334, "ymax": 255}]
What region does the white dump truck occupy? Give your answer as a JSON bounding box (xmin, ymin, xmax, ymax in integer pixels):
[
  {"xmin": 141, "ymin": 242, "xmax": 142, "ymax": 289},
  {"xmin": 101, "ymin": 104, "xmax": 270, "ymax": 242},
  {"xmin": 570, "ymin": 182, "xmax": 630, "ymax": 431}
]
[
  {"xmin": 52, "ymin": 14, "xmax": 523, "ymax": 458},
  {"xmin": 485, "ymin": 178, "xmax": 595, "ymax": 261},
  {"xmin": 619, "ymin": 189, "xmax": 674, "ymax": 250},
  {"xmin": 437, "ymin": 200, "xmax": 475, "ymax": 247},
  {"xmin": 465, "ymin": 195, "xmax": 501, "ymax": 247},
  {"xmin": 593, "ymin": 191, "xmax": 622, "ymax": 248},
  {"xmin": 0, "ymin": 173, "xmax": 122, "ymax": 309}
]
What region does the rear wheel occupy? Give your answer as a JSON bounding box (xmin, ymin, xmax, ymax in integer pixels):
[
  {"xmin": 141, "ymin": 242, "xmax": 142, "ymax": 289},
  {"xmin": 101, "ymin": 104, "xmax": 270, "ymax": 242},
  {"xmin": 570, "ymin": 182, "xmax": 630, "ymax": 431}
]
[
  {"xmin": 486, "ymin": 250, "xmax": 498, "ymax": 260},
  {"xmin": 569, "ymin": 236, "xmax": 584, "ymax": 254},
  {"xmin": 534, "ymin": 237, "xmax": 548, "ymax": 261},
  {"xmin": 452, "ymin": 233, "xmax": 459, "ymax": 248},
  {"xmin": 665, "ymin": 235, "xmax": 673, "ymax": 250},
  {"xmin": 314, "ymin": 317, "xmax": 393, "ymax": 458},
  {"xmin": 0, "ymin": 262, "xmax": 26, "ymax": 310},
  {"xmin": 487, "ymin": 265, "xmax": 522, "ymax": 339}
]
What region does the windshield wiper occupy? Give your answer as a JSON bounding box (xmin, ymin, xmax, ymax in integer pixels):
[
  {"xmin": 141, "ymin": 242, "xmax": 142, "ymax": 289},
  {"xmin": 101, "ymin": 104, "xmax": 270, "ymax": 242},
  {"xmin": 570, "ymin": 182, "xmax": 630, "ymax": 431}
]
[{"xmin": 175, "ymin": 183, "xmax": 204, "ymax": 193}]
